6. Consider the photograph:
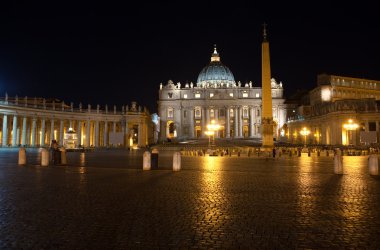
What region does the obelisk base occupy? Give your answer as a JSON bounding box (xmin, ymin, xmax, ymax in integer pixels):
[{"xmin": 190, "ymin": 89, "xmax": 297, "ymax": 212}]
[{"xmin": 261, "ymin": 117, "xmax": 274, "ymax": 151}]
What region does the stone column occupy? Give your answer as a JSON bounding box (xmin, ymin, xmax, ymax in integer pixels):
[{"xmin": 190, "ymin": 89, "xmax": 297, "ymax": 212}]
[
  {"xmin": 189, "ymin": 109, "xmax": 194, "ymax": 138},
  {"xmin": 214, "ymin": 108, "xmax": 219, "ymax": 138},
  {"xmin": 226, "ymin": 107, "xmax": 230, "ymax": 138},
  {"xmin": 103, "ymin": 121, "xmax": 108, "ymax": 147},
  {"xmin": 77, "ymin": 120, "xmax": 82, "ymax": 146},
  {"xmin": 12, "ymin": 115, "xmax": 18, "ymax": 146},
  {"xmin": 31, "ymin": 118, "xmax": 36, "ymax": 147},
  {"xmin": 21, "ymin": 117, "xmax": 27, "ymax": 146},
  {"xmin": 113, "ymin": 122, "xmax": 116, "ymax": 133},
  {"xmin": 59, "ymin": 120, "xmax": 64, "ymax": 146},
  {"xmin": 41, "ymin": 119, "xmax": 46, "ymax": 146},
  {"xmin": 206, "ymin": 108, "xmax": 210, "ymax": 125},
  {"xmin": 50, "ymin": 119, "xmax": 55, "ymax": 142},
  {"xmin": 86, "ymin": 119, "xmax": 91, "ymax": 147},
  {"xmin": 233, "ymin": 107, "xmax": 238, "ymax": 138},
  {"xmin": 249, "ymin": 106, "xmax": 254, "ymax": 138},
  {"xmin": 2, "ymin": 114, "xmax": 8, "ymax": 146},
  {"xmin": 95, "ymin": 121, "xmax": 99, "ymax": 147},
  {"xmin": 238, "ymin": 107, "xmax": 243, "ymax": 137},
  {"xmin": 201, "ymin": 107, "xmax": 206, "ymax": 138},
  {"xmin": 138, "ymin": 123, "xmax": 142, "ymax": 146}
]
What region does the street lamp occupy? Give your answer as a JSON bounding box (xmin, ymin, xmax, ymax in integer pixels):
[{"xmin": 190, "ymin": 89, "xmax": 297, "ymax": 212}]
[
  {"xmin": 300, "ymin": 127, "xmax": 310, "ymax": 146},
  {"xmin": 206, "ymin": 120, "xmax": 220, "ymax": 147},
  {"xmin": 343, "ymin": 119, "xmax": 359, "ymax": 145}
]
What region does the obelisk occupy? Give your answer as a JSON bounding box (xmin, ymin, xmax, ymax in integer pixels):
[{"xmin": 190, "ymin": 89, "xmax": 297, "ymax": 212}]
[{"xmin": 261, "ymin": 23, "xmax": 274, "ymax": 149}]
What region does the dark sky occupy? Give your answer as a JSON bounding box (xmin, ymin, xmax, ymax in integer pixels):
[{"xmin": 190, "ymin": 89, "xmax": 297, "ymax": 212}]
[{"xmin": 0, "ymin": 1, "xmax": 379, "ymax": 113}]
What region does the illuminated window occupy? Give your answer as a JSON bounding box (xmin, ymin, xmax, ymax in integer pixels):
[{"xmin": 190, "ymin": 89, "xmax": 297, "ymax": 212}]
[
  {"xmin": 183, "ymin": 94, "xmax": 188, "ymax": 99},
  {"xmin": 167, "ymin": 108, "xmax": 173, "ymax": 118},
  {"xmin": 195, "ymin": 93, "xmax": 201, "ymax": 98},
  {"xmin": 210, "ymin": 93, "xmax": 214, "ymax": 98},
  {"xmin": 210, "ymin": 109, "xmax": 214, "ymax": 118},
  {"xmin": 229, "ymin": 93, "xmax": 234, "ymax": 97},
  {"xmin": 195, "ymin": 107, "xmax": 201, "ymax": 118},
  {"xmin": 242, "ymin": 92, "xmax": 248, "ymax": 98},
  {"xmin": 255, "ymin": 93, "xmax": 260, "ymax": 98},
  {"xmin": 243, "ymin": 107, "xmax": 248, "ymax": 118}
]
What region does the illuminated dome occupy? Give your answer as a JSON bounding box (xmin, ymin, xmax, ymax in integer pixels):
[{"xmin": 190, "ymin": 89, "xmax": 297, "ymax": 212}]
[{"xmin": 196, "ymin": 46, "xmax": 236, "ymax": 88}]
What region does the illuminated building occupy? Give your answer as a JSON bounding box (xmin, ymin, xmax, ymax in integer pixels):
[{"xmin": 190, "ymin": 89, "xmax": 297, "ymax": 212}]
[
  {"xmin": 285, "ymin": 74, "xmax": 380, "ymax": 145},
  {"xmin": 157, "ymin": 43, "xmax": 287, "ymax": 142}
]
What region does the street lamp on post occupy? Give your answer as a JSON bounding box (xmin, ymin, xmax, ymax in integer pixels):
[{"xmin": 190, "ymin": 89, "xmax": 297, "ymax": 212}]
[
  {"xmin": 300, "ymin": 127, "xmax": 310, "ymax": 147},
  {"xmin": 343, "ymin": 119, "xmax": 359, "ymax": 145},
  {"xmin": 206, "ymin": 120, "xmax": 220, "ymax": 147}
]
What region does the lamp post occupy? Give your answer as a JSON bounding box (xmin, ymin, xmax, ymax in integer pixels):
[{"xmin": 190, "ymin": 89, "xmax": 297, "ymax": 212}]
[
  {"xmin": 343, "ymin": 119, "xmax": 359, "ymax": 145},
  {"xmin": 300, "ymin": 127, "xmax": 310, "ymax": 147},
  {"xmin": 206, "ymin": 120, "xmax": 220, "ymax": 147}
]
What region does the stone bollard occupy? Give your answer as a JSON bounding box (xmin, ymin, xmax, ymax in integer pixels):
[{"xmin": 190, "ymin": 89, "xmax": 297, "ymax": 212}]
[
  {"xmin": 18, "ymin": 147, "xmax": 27, "ymax": 165},
  {"xmin": 334, "ymin": 149, "xmax": 343, "ymax": 174},
  {"xmin": 143, "ymin": 151, "xmax": 151, "ymax": 170},
  {"xmin": 317, "ymin": 150, "xmax": 320, "ymax": 157},
  {"xmin": 41, "ymin": 148, "xmax": 49, "ymax": 167},
  {"xmin": 60, "ymin": 147, "xmax": 67, "ymax": 165},
  {"xmin": 368, "ymin": 155, "xmax": 379, "ymax": 175},
  {"xmin": 326, "ymin": 150, "xmax": 329, "ymax": 157},
  {"xmin": 173, "ymin": 152, "xmax": 181, "ymax": 171}
]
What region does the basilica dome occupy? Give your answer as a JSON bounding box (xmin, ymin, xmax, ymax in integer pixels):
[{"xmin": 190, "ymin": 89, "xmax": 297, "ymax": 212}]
[{"xmin": 196, "ymin": 46, "xmax": 236, "ymax": 88}]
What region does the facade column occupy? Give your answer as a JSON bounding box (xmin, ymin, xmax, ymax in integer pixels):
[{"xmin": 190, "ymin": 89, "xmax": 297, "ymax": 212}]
[
  {"xmin": 234, "ymin": 107, "xmax": 238, "ymax": 138},
  {"xmin": 201, "ymin": 107, "xmax": 206, "ymax": 138},
  {"xmin": 249, "ymin": 106, "xmax": 254, "ymax": 138},
  {"xmin": 238, "ymin": 106, "xmax": 243, "ymax": 138},
  {"xmin": 59, "ymin": 120, "xmax": 64, "ymax": 146},
  {"xmin": 189, "ymin": 109, "xmax": 194, "ymax": 138},
  {"xmin": 41, "ymin": 119, "xmax": 46, "ymax": 146},
  {"xmin": 175, "ymin": 107, "xmax": 181, "ymax": 138},
  {"xmin": 138, "ymin": 123, "xmax": 142, "ymax": 146},
  {"xmin": 2, "ymin": 114, "xmax": 8, "ymax": 146},
  {"xmin": 226, "ymin": 107, "xmax": 230, "ymax": 138},
  {"xmin": 214, "ymin": 108, "xmax": 219, "ymax": 138},
  {"xmin": 50, "ymin": 119, "xmax": 55, "ymax": 142},
  {"xmin": 21, "ymin": 117, "xmax": 27, "ymax": 146},
  {"xmin": 206, "ymin": 107, "xmax": 210, "ymax": 125},
  {"xmin": 77, "ymin": 120, "xmax": 82, "ymax": 146},
  {"xmin": 113, "ymin": 122, "xmax": 116, "ymax": 133},
  {"xmin": 86, "ymin": 119, "xmax": 91, "ymax": 147},
  {"xmin": 95, "ymin": 121, "xmax": 99, "ymax": 147},
  {"xmin": 31, "ymin": 118, "xmax": 37, "ymax": 147},
  {"xmin": 124, "ymin": 121, "xmax": 129, "ymax": 147},
  {"xmin": 12, "ymin": 115, "xmax": 18, "ymax": 146},
  {"xmin": 103, "ymin": 121, "xmax": 108, "ymax": 147}
]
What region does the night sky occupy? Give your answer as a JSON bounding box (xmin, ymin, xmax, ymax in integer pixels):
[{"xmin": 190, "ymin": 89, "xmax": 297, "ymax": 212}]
[{"xmin": 1, "ymin": 2, "xmax": 379, "ymax": 113}]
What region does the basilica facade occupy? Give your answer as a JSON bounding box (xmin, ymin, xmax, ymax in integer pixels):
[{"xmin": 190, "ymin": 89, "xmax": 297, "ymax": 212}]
[{"xmin": 157, "ymin": 46, "xmax": 287, "ymax": 142}]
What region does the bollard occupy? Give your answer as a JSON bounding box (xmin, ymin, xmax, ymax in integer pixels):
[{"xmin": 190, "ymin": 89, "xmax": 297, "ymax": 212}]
[
  {"xmin": 326, "ymin": 150, "xmax": 329, "ymax": 157},
  {"xmin": 308, "ymin": 150, "xmax": 311, "ymax": 157},
  {"xmin": 151, "ymin": 148, "xmax": 159, "ymax": 169},
  {"xmin": 143, "ymin": 151, "xmax": 151, "ymax": 170},
  {"xmin": 317, "ymin": 150, "xmax": 320, "ymax": 157},
  {"xmin": 173, "ymin": 152, "xmax": 181, "ymax": 171},
  {"xmin": 18, "ymin": 147, "xmax": 27, "ymax": 165},
  {"xmin": 41, "ymin": 148, "xmax": 49, "ymax": 166},
  {"xmin": 334, "ymin": 149, "xmax": 343, "ymax": 174},
  {"xmin": 60, "ymin": 147, "xmax": 67, "ymax": 165},
  {"xmin": 368, "ymin": 155, "xmax": 379, "ymax": 175}
]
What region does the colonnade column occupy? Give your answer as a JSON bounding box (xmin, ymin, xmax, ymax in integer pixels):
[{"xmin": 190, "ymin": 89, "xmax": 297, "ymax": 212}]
[
  {"xmin": 189, "ymin": 109, "xmax": 194, "ymax": 138},
  {"xmin": 113, "ymin": 122, "xmax": 116, "ymax": 133},
  {"xmin": 249, "ymin": 106, "xmax": 254, "ymax": 138},
  {"xmin": 59, "ymin": 120, "xmax": 64, "ymax": 146},
  {"xmin": 124, "ymin": 121, "xmax": 129, "ymax": 146},
  {"xmin": 50, "ymin": 119, "xmax": 55, "ymax": 142},
  {"xmin": 12, "ymin": 115, "xmax": 18, "ymax": 146},
  {"xmin": 41, "ymin": 119, "xmax": 45, "ymax": 146},
  {"xmin": 21, "ymin": 117, "xmax": 27, "ymax": 146},
  {"xmin": 2, "ymin": 114, "xmax": 7, "ymax": 146},
  {"xmin": 226, "ymin": 107, "xmax": 230, "ymax": 138},
  {"xmin": 95, "ymin": 121, "xmax": 99, "ymax": 147},
  {"xmin": 86, "ymin": 119, "xmax": 90, "ymax": 147},
  {"xmin": 77, "ymin": 120, "xmax": 82, "ymax": 146},
  {"xmin": 234, "ymin": 107, "xmax": 238, "ymax": 138},
  {"xmin": 103, "ymin": 121, "xmax": 108, "ymax": 147},
  {"xmin": 31, "ymin": 118, "xmax": 36, "ymax": 147},
  {"xmin": 138, "ymin": 123, "xmax": 142, "ymax": 146}
]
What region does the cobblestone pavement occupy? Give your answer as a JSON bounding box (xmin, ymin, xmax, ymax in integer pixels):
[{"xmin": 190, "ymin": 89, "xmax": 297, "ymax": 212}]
[{"xmin": 0, "ymin": 148, "xmax": 380, "ymax": 249}]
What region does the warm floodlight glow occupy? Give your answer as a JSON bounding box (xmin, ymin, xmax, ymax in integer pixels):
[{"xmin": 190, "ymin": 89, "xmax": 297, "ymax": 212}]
[
  {"xmin": 343, "ymin": 119, "xmax": 359, "ymax": 145},
  {"xmin": 205, "ymin": 120, "xmax": 220, "ymax": 147},
  {"xmin": 300, "ymin": 127, "xmax": 310, "ymax": 146},
  {"xmin": 321, "ymin": 87, "xmax": 332, "ymax": 102}
]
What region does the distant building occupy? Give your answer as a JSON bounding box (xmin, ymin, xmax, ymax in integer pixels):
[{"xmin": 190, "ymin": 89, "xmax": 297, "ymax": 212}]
[
  {"xmin": 285, "ymin": 74, "xmax": 380, "ymax": 145},
  {"xmin": 0, "ymin": 96, "xmax": 153, "ymax": 148},
  {"xmin": 157, "ymin": 46, "xmax": 287, "ymax": 142}
]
